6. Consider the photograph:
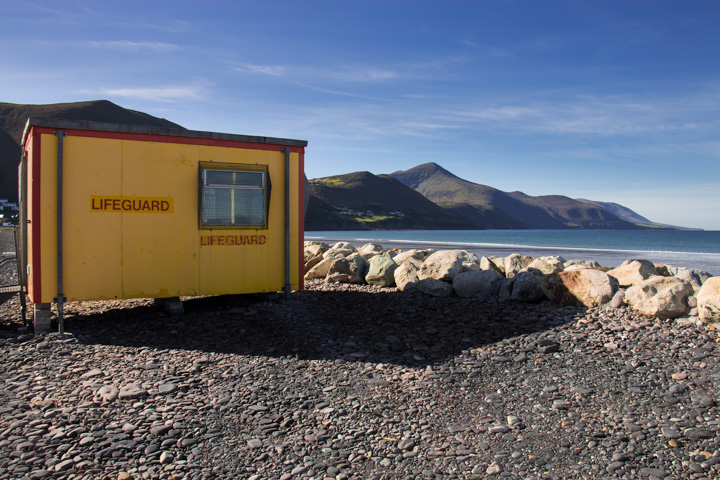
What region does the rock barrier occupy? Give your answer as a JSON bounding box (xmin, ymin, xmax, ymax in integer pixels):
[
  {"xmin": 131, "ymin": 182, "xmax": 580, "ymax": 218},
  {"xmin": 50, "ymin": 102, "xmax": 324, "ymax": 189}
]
[{"xmin": 305, "ymin": 241, "xmax": 720, "ymax": 323}]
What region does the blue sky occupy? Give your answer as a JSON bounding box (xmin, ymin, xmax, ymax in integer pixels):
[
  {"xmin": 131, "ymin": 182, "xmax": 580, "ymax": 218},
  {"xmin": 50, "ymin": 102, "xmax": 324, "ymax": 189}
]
[{"xmin": 2, "ymin": 0, "xmax": 719, "ymax": 229}]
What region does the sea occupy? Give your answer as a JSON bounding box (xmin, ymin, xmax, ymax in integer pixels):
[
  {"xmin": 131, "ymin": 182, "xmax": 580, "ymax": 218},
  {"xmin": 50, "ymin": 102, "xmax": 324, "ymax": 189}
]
[{"xmin": 305, "ymin": 229, "xmax": 720, "ymax": 276}]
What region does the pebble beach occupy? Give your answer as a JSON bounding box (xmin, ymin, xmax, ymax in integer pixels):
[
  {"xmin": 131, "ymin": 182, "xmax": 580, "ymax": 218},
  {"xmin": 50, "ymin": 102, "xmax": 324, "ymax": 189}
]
[{"xmin": 1, "ymin": 276, "xmax": 719, "ymax": 480}]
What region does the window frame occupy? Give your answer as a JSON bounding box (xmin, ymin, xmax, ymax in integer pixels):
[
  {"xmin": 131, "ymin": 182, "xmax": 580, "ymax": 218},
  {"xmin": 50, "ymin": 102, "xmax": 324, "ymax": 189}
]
[{"xmin": 198, "ymin": 162, "xmax": 270, "ymax": 230}]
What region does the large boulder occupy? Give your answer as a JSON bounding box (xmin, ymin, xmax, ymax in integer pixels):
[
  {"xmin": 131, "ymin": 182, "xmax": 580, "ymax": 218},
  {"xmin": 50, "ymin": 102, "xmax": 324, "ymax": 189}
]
[
  {"xmin": 667, "ymin": 266, "xmax": 713, "ymax": 293},
  {"xmin": 697, "ymin": 277, "xmax": 720, "ymax": 324},
  {"xmin": 394, "ymin": 259, "xmax": 422, "ymax": 292},
  {"xmin": 563, "ymin": 260, "xmax": 603, "ymax": 272},
  {"xmin": 365, "ymin": 256, "xmax": 398, "ymax": 287},
  {"xmin": 607, "ymin": 259, "xmax": 658, "ymax": 287},
  {"xmin": 504, "ymin": 254, "xmax": 534, "ymax": 278},
  {"xmin": 460, "ymin": 251, "xmax": 482, "ymax": 272},
  {"xmin": 452, "ymin": 270, "xmax": 502, "ymax": 299},
  {"xmin": 497, "ymin": 277, "xmax": 515, "ymax": 302},
  {"xmin": 304, "ymin": 244, "xmax": 329, "ymax": 272},
  {"xmin": 624, "ymin": 277, "xmax": 694, "ymax": 319},
  {"xmin": 523, "ymin": 256, "xmax": 565, "ymax": 275},
  {"xmin": 304, "ymin": 257, "xmax": 333, "ymax": 280},
  {"xmin": 357, "ymin": 243, "xmax": 386, "ymax": 259},
  {"xmin": 325, "ymin": 254, "xmax": 369, "ymax": 284},
  {"xmin": 416, "ymin": 278, "xmax": 455, "ymax": 297},
  {"xmin": 563, "ymin": 259, "xmax": 602, "ymax": 271},
  {"xmin": 393, "ymin": 249, "xmax": 435, "ymax": 265},
  {"xmin": 418, "ymin": 250, "xmax": 476, "ymax": 282},
  {"xmin": 330, "ymin": 241, "xmax": 356, "ymax": 251},
  {"xmin": 323, "ymin": 242, "xmax": 357, "ymax": 259},
  {"xmin": 509, "ymin": 271, "xmax": 546, "ymax": 303},
  {"xmin": 480, "ymin": 256, "xmax": 505, "ymax": 275},
  {"xmin": 542, "ymin": 270, "xmax": 619, "ymax": 308}
]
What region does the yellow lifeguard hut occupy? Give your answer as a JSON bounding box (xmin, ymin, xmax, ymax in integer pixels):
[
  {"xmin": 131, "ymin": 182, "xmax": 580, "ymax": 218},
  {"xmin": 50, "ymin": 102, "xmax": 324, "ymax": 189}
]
[{"xmin": 19, "ymin": 117, "xmax": 307, "ymax": 331}]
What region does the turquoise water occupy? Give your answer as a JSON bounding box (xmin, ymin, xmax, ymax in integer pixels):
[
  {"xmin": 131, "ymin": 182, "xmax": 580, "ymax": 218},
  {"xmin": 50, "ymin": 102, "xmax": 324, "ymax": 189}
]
[{"xmin": 305, "ymin": 230, "xmax": 720, "ymax": 275}]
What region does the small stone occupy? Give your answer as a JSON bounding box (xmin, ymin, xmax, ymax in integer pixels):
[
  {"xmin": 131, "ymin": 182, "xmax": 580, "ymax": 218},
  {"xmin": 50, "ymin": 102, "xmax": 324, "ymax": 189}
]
[
  {"xmin": 507, "ymin": 415, "xmax": 521, "ymax": 426},
  {"xmin": 486, "ymin": 462, "xmax": 502, "ymax": 475},
  {"xmin": 291, "ymin": 466, "xmax": 308, "ymax": 475},
  {"xmin": 150, "ymin": 425, "xmax": 172, "ymax": 436},
  {"xmin": 80, "ymin": 368, "xmax": 103, "ymax": 379},
  {"xmin": 639, "ymin": 467, "xmax": 666, "ymax": 478},
  {"xmin": 54, "ymin": 459, "xmax": 74, "ymax": 471},
  {"xmin": 121, "ymin": 423, "xmax": 137, "ymax": 433},
  {"xmin": 398, "ymin": 439, "xmax": 415, "ymax": 451},
  {"xmin": 691, "ymin": 391, "xmax": 714, "ymax": 407},
  {"xmin": 159, "ymin": 451, "xmax": 174, "ymax": 465},
  {"xmin": 661, "ymin": 427, "xmax": 681, "ymax": 439},
  {"xmin": 157, "ymin": 383, "xmax": 178, "ymax": 395},
  {"xmin": 248, "ymin": 438, "xmax": 263, "ymax": 449},
  {"xmin": 97, "ymin": 385, "xmax": 119, "ymax": 402},
  {"xmin": 488, "ymin": 425, "xmax": 510, "ymax": 434},
  {"xmin": 118, "ymin": 384, "xmax": 147, "ymax": 400}
]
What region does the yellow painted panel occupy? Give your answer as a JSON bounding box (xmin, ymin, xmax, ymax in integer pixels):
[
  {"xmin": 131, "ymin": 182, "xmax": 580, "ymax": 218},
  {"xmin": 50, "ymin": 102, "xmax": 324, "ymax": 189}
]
[
  {"xmin": 62, "ymin": 136, "xmax": 124, "ymax": 300},
  {"xmin": 289, "ymin": 151, "xmax": 301, "ymax": 289},
  {"xmin": 119, "ymin": 141, "xmax": 199, "ymax": 298},
  {"xmin": 38, "ymin": 134, "xmax": 59, "ymax": 303}
]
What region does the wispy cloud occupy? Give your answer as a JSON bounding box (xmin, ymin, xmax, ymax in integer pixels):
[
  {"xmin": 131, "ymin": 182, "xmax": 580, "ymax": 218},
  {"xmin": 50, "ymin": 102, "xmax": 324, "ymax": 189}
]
[
  {"xmin": 232, "ymin": 63, "xmax": 399, "ymax": 82},
  {"xmin": 88, "ymin": 40, "xmax": 180, "ymax": 52},
  {"xmin": 438, "ymin": 89, "xmax": 720, "ymax": 137},
  {"xmin": 84, "ymin": 85, "xmax": 205, "ymax": 102}
]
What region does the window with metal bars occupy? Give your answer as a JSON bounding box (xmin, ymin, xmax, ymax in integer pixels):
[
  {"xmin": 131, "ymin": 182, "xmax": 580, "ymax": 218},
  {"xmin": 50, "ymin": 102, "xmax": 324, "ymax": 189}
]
[{"xmin": 199, "ymin": 163, "xmax": 268, "ymax": 228}]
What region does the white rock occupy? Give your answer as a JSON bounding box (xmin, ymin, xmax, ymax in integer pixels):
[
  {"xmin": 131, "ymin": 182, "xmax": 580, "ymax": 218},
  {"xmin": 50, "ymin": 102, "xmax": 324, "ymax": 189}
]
[
  {"xmin": 523, "ymin": 256, "xmax": 565, "ymax": 275},
  {"xmin": 304, "ymin": 257, "xmax": 333, "ymax": 280},
  {"xmin": 697, "ymin": 277, "xmax": 720, "ymax": 324},
  {"xmin": 393, "ymin": 249, "xmax": 434, "ymax": 265},
  {"xmin": 394, "ymin": 259, "xmax": 422, "ymax": 292},
  {"xmin": 542, "ymin": 269, "xmax": 619, "ymax": 308},
  {"xmin": 607, "ymin": 259, "xmax": 658, "ymax": 287},
  {"xmin": 504, "ymin": 254, "xmax": 534, "ymax": 278},
  {"xmin": 418, "ymin": 250, "xmax": 468, "ymax": 281},
  {"xmin": 357, "ymin": 243, "xmax": 387, "ymax": 259},
  {"xmin": 625, "ymin": 276, "xmax": 694, "ymax": 319},
  {"xmin": 480, "ymin": 256, "xmax": 505, "ymax": 275},
  {"xmin": 563, "ymin": 259, "xmax": 601, "ymax": 270},
  {"xmin": 304, "ymin": 244, "xmax": 328, "ymax": 272}
]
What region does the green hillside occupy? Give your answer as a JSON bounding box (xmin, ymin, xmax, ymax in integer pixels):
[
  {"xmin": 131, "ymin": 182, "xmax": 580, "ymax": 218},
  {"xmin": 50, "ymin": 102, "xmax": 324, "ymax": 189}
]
[{"xmin": 305, "ymin": 171, "xmax": 469, "ymax": 230}]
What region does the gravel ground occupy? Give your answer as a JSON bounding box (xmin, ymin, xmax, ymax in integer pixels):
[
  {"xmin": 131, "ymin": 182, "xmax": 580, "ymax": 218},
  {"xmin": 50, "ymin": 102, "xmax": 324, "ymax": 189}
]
[{"xmin": 0, "ymin": 279, "xmax": 719, "ymax": 480}]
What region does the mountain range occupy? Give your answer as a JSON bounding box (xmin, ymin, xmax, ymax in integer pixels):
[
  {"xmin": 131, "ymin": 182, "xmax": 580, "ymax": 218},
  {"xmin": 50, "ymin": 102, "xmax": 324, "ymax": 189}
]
[
  {"xmin": 0, "ymin": 100, "xmax": 688, "ymax": 230},
  {"xmin": 307, "ymin": 163, "xmax": 690, "ymax": 230}
]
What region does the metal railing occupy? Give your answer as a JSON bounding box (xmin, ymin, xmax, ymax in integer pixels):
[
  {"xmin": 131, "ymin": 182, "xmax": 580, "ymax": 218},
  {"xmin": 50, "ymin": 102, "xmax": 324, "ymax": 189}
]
[{"xmin": 0, "ymin": 226, "xmax": 27, "ymax": 324}]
